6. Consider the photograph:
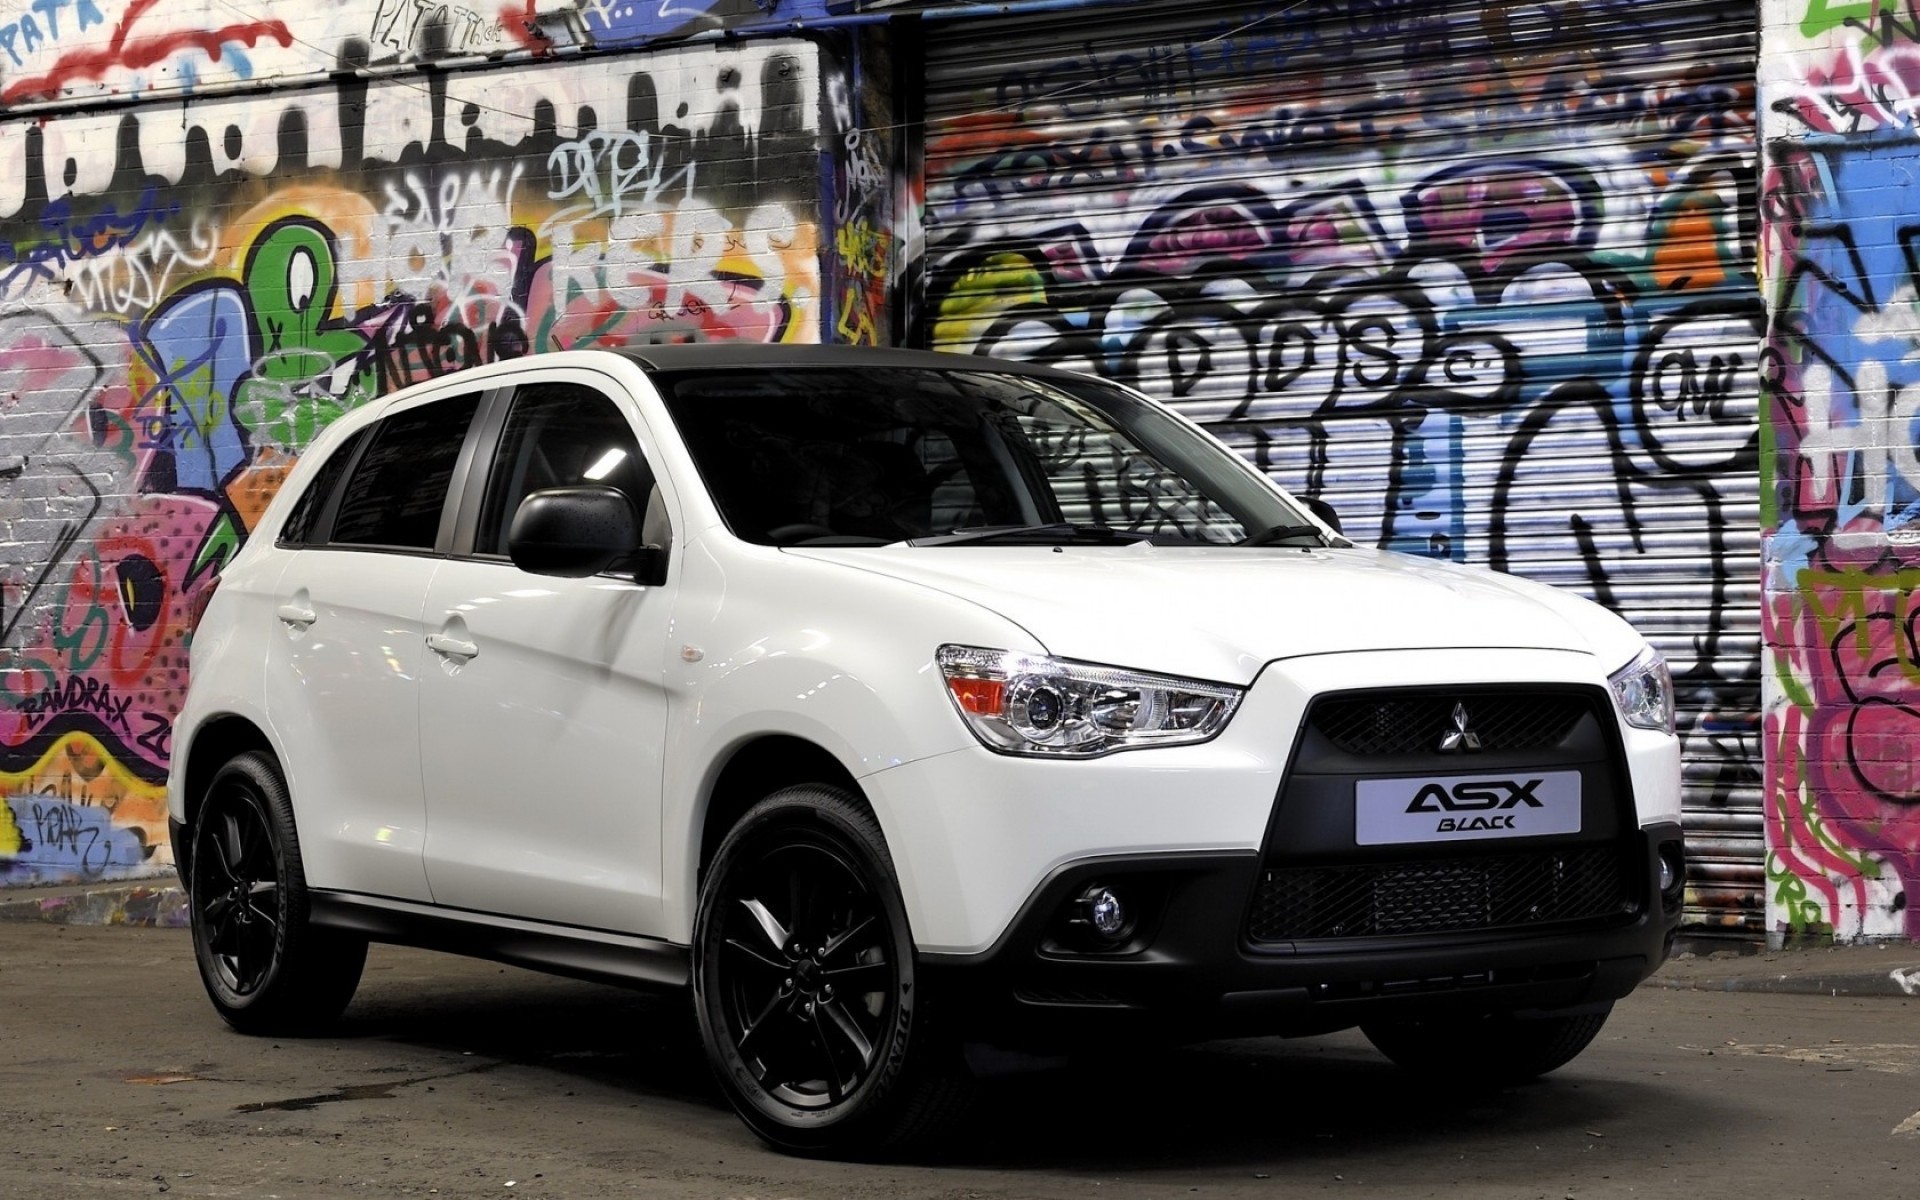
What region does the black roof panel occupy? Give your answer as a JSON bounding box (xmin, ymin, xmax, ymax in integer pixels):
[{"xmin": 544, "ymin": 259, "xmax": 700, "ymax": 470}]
[{"xmin": 608, "ymin": 343, "xmax": 1093, "ymax": 383}]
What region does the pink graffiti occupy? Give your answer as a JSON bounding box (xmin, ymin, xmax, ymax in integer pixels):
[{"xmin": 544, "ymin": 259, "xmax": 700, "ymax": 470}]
[
  {"xmin": 1789, "ymin": 38, "xmax": 1920, "ymax": 134},
  {"xmin": 528, "ymin": 261, "xmax": 794, "ymax": 347},
  {"xmin": 1404, "ymin": 168, "xmax": 1589, "ymax": 274},
  {"xmin": 1774, "ymin": 581, "xmax": 1920, "ymax": 937}
]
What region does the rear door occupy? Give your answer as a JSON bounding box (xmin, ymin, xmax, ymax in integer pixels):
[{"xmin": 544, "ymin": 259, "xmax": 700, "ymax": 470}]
[{"xmin": 263, "ymin": 391, "xmax": 482, "ymax": 901}]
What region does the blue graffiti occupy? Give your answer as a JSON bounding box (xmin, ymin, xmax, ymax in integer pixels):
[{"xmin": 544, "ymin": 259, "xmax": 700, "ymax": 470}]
[
  {"xmin": 135, "ymin": 285, "xmax": 252, "ymax": 494},
  {"xmin": 1784, "ymin": 134, "xmax": 1920, "ymax": 531},
  {"xmin": 0, "ymin": 796, "xmax": 153, "ymax": 884},
  {"xmin": 0, "ymin": 0, "xmax": 107, "ymax": 69},
  {"xmin": 582, "ymin": 0, "xmax": 830, "ymax": 44},
  {"xmin": 0, "ymin": 188, "xmax": 170, "ymax": 300}
]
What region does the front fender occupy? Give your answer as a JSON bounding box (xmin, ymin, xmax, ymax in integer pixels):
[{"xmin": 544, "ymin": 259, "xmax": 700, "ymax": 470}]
[{"xmin": 659, "ymin": 537, "xmax": 1037, "ymax": 942}]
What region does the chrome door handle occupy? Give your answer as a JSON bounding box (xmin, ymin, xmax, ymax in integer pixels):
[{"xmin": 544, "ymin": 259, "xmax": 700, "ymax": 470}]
[
  {"xmin": 276, "ymin": 602, "xmax": 316, "ymax": 628},
  {"xmin": 426, "ymin": 632, "xmax": 478, "ymax": 660}
]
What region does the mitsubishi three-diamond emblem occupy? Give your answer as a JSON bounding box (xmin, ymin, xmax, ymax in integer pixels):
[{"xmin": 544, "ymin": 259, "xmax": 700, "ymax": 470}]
[{"xmin": 1439, "ymin": 702, "xmax": 1483, "ymax": 753}]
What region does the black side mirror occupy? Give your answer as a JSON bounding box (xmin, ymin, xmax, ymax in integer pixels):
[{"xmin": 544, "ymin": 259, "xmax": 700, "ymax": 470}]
[
  {"xmin": 1302, "ymin": 495, "xmax": 1344, "ymax": 536},
  {"xmin": 509, "ymin": 485, "xmax": 642, "ymax": 579}
]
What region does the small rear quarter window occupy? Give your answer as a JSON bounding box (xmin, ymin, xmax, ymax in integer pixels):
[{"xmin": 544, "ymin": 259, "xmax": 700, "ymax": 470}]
[{"xmin": 278, "ymin": 428, "xmax": 368, "ymax": 548}]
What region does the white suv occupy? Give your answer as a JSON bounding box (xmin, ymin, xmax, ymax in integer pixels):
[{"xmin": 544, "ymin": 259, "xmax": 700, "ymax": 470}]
[{"xmin": 169, "ymin": 346, "xmax": 1685, "ymax": 1154}]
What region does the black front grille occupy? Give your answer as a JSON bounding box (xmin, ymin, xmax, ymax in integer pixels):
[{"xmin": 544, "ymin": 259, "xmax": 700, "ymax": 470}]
[
  {"xmin": 1310, "ymin": 693, "xmax": 1589, "ymax": 757},
  {"xmin": 1247, "ymin": 846, "xmax": 1635, "ymax": 943}
]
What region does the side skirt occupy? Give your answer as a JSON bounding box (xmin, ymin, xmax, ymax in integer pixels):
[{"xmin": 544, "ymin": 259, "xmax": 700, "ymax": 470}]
[{"xmin": 309, "ymin": 891, "xmax": 690, "ymax": 991}]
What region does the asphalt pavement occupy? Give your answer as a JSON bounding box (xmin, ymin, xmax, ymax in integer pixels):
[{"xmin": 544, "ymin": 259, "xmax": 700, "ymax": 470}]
[{"xmin": 5, "ymin": 877, "xmax": 1918, "ymax": 996}]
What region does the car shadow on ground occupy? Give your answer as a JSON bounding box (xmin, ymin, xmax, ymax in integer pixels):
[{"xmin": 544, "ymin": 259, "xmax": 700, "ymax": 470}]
[{"xmin": 322, "ymin": 953, "xmax": 1698, "ymax": 1173}]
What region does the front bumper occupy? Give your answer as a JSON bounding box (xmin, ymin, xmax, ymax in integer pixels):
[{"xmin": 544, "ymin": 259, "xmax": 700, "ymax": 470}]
[{"xmin": 922, "ymin": 822, "xmax": 1685, "ymax": 1049}]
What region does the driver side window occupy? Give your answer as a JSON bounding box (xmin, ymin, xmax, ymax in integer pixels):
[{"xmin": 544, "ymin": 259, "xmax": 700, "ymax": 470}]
[{"xmin": 476, "ymin": 383, "xmax": 659, "ymax": 558}]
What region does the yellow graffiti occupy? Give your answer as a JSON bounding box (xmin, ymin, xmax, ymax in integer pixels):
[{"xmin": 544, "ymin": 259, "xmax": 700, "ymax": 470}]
[
  {"xmin": 1798, "ymin": 567, "xmax": 1920, "ymax": 686},
  {"xmin": 836, "ymin": 282, "xmax": 879, "ymax": 346},
  {"xmin": 931, "ymin": 251, "xmax": 1050, "ymax": 352},
  {"xmin": 0, "ymin": 797, "xmax": 21, "ymax": 856},
  {"xmin": 835, "ymin": 219, "xmax": 892, "ymax": 280},
  {"xmin": 0, "ymin": 732, "xmax": 172, "ymax": 865}
]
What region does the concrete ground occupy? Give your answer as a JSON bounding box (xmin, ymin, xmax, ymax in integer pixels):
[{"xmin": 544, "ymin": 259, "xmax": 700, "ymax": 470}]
[{"xmin": 2, "ymin": 886, "xmax": 1918, "ymax": 1198}]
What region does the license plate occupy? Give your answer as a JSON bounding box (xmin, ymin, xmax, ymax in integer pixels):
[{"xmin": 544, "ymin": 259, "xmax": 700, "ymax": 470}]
[{"xmin": 1355, "ymin": 770, "xmax": 1582, "ymax": 846}]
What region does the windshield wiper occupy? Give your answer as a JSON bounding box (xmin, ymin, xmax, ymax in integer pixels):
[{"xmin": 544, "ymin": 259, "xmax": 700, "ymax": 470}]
[
  {"xmin": 906, "ymin": 522, "xmax": 1151, "ymax": 547},
  {"xmin": 1239, "ymin": 523, "xmax": 1329, "ymax": 547}
]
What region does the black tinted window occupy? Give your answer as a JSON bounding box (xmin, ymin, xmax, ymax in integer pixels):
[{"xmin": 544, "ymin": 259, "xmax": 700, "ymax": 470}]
[
  {"xmin": 476, "ymin": 383, "xmax": 651, "ymax": 557},
  {"xmin": 653, "ymin": 367, "xmax": 1292, "ymax": 546},
  {"xmin": 331, "ymin": 394, "xmax": 480, "ymax": 550},
  {"xmin": 279, "ymin": 428, "xmax": 366, "ymax": 547}
]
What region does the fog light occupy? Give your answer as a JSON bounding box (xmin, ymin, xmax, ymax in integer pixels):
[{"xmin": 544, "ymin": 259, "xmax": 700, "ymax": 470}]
[
  {"xmin": 1658, "ymin": 844, "xmax": 1686, "ymax": 904},
  {"xmin": 1079, "ymin": 886, "xmax": 1127, "ymax": 940}
]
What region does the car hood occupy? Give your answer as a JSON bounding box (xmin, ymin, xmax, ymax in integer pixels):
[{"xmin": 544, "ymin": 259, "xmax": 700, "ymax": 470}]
[{"xmin": 785, "ymin": 543, "xmax": 1641, "ymax": 684}]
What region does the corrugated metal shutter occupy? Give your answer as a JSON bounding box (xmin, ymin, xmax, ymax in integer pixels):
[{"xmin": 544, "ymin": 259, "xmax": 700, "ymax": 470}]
[{"xmin": 921, "ymin": 0, "xmax": 1763, "ymax": 935}]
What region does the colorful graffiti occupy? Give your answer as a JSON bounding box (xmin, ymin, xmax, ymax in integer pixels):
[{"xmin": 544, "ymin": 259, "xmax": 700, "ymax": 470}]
[
  {"xmin": 0, "ymin": 2, "xmax": 1088, "ymax": 113},
  {"xmin": 1, "ymin": 38, "xmax": 837, "ymax": 884},
  {"xmin": 922, "ymin": 0, "xmax": 1766, "ymax": 928},
  {"xmin": 1761, "ymin": 0, "xmax": 1920, "ymax": 940}
]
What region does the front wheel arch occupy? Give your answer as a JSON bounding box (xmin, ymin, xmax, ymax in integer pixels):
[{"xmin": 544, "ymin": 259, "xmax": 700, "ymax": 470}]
[{"xmin": 695, "ymin": 735, "xmax": 865, "ymax": 889}]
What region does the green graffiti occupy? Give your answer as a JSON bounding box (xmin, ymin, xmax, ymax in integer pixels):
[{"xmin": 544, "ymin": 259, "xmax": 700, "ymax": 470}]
[
  {"xmin": 234, "ymin": 218, "xmax": 375, "ymax": 453},
  {"xmin": 1800, "ymin": 0, "xmax": 1895, "ymax": 41},
  {"xmin": 49, "ymin": 556, "xmax": 109, "ymax": 673},
  {"xmin": 93, "ymin": 406, "xmax": 138, "ymax": 473},
  {"xmin": 187, "ymin": 512, "xmax": 243, "ymax": 588},
  {"xmin": 1807, "ymin": 807, "xmax": 1880, "ymax": 878},
  {"xmin": 1772, "ymin": 648, "xmax": 1814, "ymax": 712},
  {"xmin": 1766, "ymin": 851, "xmax": 1832, "ymax": 935},
  {"xmin": 0, "ymin": 656, "xmax": 62, "ymax": 712}
]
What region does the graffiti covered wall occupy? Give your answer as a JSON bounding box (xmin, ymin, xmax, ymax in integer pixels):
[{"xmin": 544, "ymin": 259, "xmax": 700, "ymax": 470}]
[
  {"xmin": 921, "ymin": 0, "xmax": 1768, "ymax": 930},
  {"xmin": 1762, "ymin": 0, "xmax": 1920, "ymax": 941},
  {"xmin": 0, "ymin": 0, "xmax": 1035, "ymax": 112},
  {"xmin": 1, "ymin": 34, "xmax": 843, "ymax": 884}
]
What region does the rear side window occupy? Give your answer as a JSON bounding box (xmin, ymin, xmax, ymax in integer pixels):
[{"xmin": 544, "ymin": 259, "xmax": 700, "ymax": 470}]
[
  {"xmin": 278, "ymin": 428, "xmax": 367, "ymax": 548},
  {"xmin": 330, "ymin": 394, "xmax": 481, "ymax": 550}
]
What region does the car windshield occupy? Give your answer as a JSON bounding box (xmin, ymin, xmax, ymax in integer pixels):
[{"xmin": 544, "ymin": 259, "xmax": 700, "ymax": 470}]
[{"xmin": 651, "ymin": 366, "xmax": 1317, "ymax": 547}]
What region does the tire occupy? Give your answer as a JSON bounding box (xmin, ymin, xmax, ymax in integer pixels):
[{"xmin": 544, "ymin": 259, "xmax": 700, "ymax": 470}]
[
  {"xmin": 188, "ymin": 750, "xmax": 367, "ymax": 1035},
  {"xmin": 1362, "ymin": 1003, "xmax": 1613, "ymax": 1087},
  {"xmin": 692, "ymin": 785, "xmax": 971, "ymax": 1156}
]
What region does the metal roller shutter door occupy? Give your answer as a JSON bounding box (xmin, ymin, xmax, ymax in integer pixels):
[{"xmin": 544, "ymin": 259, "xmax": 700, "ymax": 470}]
[{"xmin": 922, "ymin": 0, "xmax": 1763, "ymax": 934}]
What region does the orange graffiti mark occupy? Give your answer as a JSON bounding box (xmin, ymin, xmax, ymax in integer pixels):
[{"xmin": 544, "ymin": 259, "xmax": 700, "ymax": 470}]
[
  {"xmin": 1652, "ymin": 206, "xmax": 1731, "ymax": 292},
  {"xmin": 1, "ymin": 0, "xmax": 294, "ymax": 106},
  {"xmin": 224, "ymin": 447, "xmax": 297, "ymax": 534}
]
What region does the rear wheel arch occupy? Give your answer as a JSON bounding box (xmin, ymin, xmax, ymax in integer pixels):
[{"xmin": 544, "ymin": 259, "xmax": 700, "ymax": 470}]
[{"xmin": 179, "ymin": 716, "xmax": 278, "ymax": 879}]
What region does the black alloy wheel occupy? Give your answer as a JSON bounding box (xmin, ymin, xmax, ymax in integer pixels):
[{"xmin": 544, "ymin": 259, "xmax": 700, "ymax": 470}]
[
  {"xmin": 188, "ymin": 751, "xmax": 365, "ymax": 1034},
  {"xmin": 718, "ymin": 836, "xmax": 894, "ymax": 1109},
  {"xmin": 693, "ymin": 785, "xmax": 969, "ymax": 1155},
  {"xmin": 194, "ymin": 779, "xmax": 281, "ymax": 998}
]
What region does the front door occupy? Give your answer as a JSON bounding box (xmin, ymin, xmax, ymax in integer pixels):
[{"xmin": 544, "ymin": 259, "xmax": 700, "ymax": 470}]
[{"xmin": 418, "ymin": 374, "xmax": 674, "ymax": 934}]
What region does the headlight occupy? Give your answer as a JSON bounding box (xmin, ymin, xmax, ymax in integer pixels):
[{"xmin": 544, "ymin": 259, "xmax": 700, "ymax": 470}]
[
  {"xmin": 936, "ymin": 645, "xmax": 1243, "ymax": 757},
  {"xmin": 1609, "ymin": 647, "xmax": 1674, "ymax": 733}
]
